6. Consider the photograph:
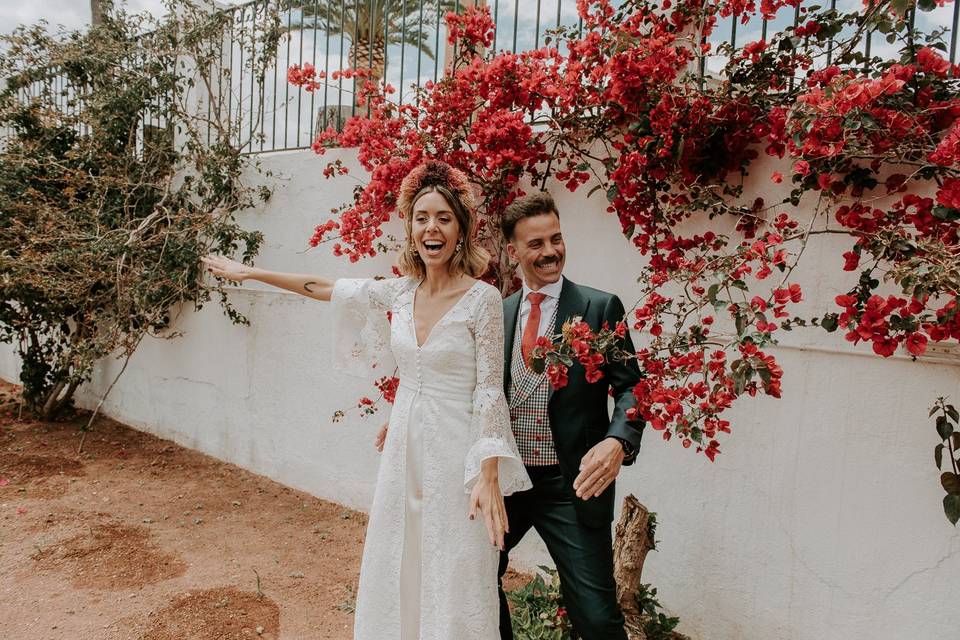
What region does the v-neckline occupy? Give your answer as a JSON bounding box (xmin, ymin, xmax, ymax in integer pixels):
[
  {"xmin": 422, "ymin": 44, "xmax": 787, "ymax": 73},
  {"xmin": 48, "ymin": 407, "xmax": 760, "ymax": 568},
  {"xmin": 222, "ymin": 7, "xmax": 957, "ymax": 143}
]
[{"xmin": 412, "ymin": 279, "xmax": 482, "ymax": 349}]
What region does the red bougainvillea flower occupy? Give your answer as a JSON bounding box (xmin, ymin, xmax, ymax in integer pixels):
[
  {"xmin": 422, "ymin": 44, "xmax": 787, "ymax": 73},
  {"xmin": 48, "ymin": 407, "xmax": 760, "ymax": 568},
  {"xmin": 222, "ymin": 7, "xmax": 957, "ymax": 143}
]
[
  {"xmin": 905, "ymin": 333, "xmax": 929, "ymax": 357},
  {"xmin": 291, "ymin": 0, "xmax": 960, "ymax": 460},
  {"xmin": 375, "ymin": 376, "xmax": 400, "ymax": 404},
  {"xmin": 917, "ymin": 47, "xmax": 951, "ymax": 77},
  {"xmin": 930, "ymin": 124, "xmax": 960, "ymax": 167},
  {"xmin": 445, "ymin": 5, "xmax": 495, "ymax": 50},
  {"xmin": 547, "ymin": 363, "xmax": 569, "ymax": 389},
  {"xmin": 842, "ymin": 250, "xmax": 861, "ymax": 271},
  {"xmin": 937, "ymin": 178, "xmax": 960, "ymax": 210}
]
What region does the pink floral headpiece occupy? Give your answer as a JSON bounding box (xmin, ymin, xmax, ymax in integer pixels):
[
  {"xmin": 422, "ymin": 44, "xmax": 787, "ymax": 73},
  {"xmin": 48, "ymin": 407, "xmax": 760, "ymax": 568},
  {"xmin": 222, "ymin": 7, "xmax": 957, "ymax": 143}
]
[{"xmin": 397, "ymin": 160, "xmax": 476, "ymax": 214}]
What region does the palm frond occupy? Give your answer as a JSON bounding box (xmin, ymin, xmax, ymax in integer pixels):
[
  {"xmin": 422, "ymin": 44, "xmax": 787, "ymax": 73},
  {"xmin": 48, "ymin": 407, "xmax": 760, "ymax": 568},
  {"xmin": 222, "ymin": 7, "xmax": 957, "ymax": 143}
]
[{"xmin": 281, "ymin": 0, "xmax": 457, "ymax": 62}]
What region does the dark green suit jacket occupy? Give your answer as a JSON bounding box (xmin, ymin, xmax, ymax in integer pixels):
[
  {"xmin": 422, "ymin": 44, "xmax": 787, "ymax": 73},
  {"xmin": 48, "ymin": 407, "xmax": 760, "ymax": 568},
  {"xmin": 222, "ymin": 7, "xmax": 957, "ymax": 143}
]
[{"xmin": 503, "ymin": 278, "xmax": 645, "ymax": 527}]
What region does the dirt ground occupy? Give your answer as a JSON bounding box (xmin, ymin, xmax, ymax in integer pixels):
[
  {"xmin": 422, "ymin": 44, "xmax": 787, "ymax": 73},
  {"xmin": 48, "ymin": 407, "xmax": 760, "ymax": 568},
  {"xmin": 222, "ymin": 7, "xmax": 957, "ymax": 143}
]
[{"xmin": 0, "ymin": 380, "xmax": 529, "ymax": 639}]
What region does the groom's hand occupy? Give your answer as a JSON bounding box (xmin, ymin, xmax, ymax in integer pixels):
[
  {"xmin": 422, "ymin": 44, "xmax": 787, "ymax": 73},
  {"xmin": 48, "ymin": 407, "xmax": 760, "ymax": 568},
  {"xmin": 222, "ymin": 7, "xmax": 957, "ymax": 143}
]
[{"xmin": 573, "ymin": 438, "xmax": 625, "ymax": 500}]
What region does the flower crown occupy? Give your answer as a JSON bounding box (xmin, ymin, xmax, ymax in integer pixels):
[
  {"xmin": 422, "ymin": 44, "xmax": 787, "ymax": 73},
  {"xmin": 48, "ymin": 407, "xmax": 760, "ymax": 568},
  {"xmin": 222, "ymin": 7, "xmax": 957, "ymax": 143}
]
[{"xmin": 397, "ymin": 160, "xmax": 476, "ymax": 214}]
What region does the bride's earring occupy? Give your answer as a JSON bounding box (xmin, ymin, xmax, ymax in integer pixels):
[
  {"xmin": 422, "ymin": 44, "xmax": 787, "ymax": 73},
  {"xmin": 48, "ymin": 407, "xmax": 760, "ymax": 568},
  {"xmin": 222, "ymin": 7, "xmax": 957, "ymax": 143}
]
[{"xmin": 455, "ymin": 239, "xmax": 463, "ymax": 252}]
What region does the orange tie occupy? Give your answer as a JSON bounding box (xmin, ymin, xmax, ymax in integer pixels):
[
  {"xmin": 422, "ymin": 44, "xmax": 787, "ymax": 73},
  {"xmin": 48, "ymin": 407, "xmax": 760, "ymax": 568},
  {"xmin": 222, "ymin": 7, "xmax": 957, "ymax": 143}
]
[{"xmin": 522, "ymin": 292, "xmax": 547, "ymax": 368}]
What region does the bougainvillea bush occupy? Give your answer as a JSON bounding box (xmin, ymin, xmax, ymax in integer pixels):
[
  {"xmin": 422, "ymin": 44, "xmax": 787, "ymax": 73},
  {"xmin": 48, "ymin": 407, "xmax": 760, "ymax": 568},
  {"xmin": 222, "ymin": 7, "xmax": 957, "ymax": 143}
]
[
  {"xmin": 0, "ymin": 2, "xmax": 278, "ymax": 418},
  {"xmin": 289, "ymin": 0, "xmax": 959, "ymax": 515}
]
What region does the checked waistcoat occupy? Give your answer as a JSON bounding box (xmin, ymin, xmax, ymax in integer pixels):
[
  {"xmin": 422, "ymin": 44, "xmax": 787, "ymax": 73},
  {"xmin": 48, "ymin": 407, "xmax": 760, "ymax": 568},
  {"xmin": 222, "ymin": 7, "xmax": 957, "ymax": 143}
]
[{"xmin": 507, "ymin": 304, "xmax": 559, "ymax": 466}]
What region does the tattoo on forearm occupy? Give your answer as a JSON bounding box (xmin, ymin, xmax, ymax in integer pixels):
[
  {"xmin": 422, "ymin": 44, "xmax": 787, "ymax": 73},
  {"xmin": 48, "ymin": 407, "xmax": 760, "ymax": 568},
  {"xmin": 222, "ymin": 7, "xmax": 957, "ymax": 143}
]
[{"xmin": 303, "ymin": 281, "xmax": 319, "ymax": 293}]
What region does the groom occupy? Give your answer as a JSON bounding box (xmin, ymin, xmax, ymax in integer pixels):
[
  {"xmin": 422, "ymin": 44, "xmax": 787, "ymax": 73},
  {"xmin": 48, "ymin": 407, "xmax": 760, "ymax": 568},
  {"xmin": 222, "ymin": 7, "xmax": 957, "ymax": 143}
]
[{"xmin": 498, "ymin": 192, "xmax": 644, "ymax": 640}]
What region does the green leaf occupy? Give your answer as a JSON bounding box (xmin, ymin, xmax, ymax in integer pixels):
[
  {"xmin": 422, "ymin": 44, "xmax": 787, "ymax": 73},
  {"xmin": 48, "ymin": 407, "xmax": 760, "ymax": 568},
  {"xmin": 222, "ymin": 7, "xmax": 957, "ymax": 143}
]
[
  {"xmin": 930, "ymin": 406, "xmax": 940, "ymax": 418},
  {"xmin": 757, "ymin": 365, "xmax": 772, "ymax": 385},
  {"xmin": 706, "ymin": 283, "xmax": 720, "ymax": 304},
  {"xmin": 943, "ymin": 494, "xmax": 960, "ymax": 526},
  {"xmin": 735, "ymin": 313, "xmax": 748, "ymax": 337},
  {"xmin": 937, "ymin": 416, "xmax": 954, "ymax": 440},
  {"xmin": 730, "ymin": 358, "xmax": 753, "ymax": 395},
  {"xmin": 932, "ymin": 205, "xmax": 960, "ymax": 222},
  {"xmin": 935, "ymin": 443, "xmax": 944, "ymax": 470},
  {"xmin": 952, "ymin": 433, "xmax": 960, "ymax": 450},
  {"xmin": 821, "ymin": 314, "xmax": 839, "ymax": 332},
  {"xmin": 941, "ymin": 472, "xmax": 960, "ymax": 495},
  {"xmin": 947, "ymin": 405, "xmax": 959, "ymax": 423}
]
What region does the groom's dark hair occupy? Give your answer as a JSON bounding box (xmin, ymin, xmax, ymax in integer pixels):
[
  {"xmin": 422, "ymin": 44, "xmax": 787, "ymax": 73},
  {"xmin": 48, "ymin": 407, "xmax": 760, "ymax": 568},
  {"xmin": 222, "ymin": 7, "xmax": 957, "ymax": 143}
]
[{"xmin": 500, "ymin": 191, "xmax": 560, "ymax": 240}]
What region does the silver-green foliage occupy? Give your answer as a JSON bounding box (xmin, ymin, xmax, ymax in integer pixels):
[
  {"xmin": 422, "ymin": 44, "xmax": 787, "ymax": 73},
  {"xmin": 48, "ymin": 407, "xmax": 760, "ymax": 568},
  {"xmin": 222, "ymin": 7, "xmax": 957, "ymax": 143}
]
[{"xmin": 0, "ymin": 0, "xmax": 280, "ymax": 417}]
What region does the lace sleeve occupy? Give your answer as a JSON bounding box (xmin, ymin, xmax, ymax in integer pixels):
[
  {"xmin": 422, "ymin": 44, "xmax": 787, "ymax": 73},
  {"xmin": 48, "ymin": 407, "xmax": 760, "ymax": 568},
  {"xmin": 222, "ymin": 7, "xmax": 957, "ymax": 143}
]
[
  {"xmin": 463, "ymin": 285, "xmax": 532, "ymax": 496},
  {"xmin": 330, "ymin": 277, "xmax": 407, "ymax": 380}
]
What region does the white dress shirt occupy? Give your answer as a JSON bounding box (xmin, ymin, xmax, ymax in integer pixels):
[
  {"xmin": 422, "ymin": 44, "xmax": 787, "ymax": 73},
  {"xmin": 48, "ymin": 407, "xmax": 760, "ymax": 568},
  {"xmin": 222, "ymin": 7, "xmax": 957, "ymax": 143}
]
[{"xmin": 518, "ymin": 276, "xmax": 565, "ymax": 339}]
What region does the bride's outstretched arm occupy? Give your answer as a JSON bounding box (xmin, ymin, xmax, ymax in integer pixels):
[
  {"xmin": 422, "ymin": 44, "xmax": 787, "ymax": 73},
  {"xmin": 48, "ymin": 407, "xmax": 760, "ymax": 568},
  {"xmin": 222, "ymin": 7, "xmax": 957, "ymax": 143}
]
[{"xmin": 201, "ymin": 255, "xmax": 334, "ymax": 301}]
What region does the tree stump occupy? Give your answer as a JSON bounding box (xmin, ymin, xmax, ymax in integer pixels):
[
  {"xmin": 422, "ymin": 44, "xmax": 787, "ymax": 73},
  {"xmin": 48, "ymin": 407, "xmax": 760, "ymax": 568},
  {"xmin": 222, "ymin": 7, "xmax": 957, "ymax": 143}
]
[
  {"xmin": 613, "ymin": 495, "xmax": 655, "ymax": 639},
  {"xmin": 613, "ymin": 495, "xmax": 688, "ymax": 640},
  {"xmin": 614, "ymin": 495, "xmax": 655, "ymax": 621}
]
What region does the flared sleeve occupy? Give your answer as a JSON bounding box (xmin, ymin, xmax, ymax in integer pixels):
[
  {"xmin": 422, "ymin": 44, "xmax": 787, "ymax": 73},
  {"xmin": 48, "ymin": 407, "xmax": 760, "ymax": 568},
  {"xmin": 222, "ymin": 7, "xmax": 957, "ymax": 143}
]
[
  {"xmin": 463, "ymin": 285, "xmax": 532, "ymax": 496},
  {"xmin": 330, "ymin": 277, "xmax": 408, "ymax": 380}
]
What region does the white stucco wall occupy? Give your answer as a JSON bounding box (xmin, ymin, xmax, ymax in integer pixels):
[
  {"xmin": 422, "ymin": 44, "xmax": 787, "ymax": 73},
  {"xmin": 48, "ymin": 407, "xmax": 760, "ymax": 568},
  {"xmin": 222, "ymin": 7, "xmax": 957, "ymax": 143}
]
[{"xmin": 3, "ymin": 147, "xmax": 958, "ymax": 640}]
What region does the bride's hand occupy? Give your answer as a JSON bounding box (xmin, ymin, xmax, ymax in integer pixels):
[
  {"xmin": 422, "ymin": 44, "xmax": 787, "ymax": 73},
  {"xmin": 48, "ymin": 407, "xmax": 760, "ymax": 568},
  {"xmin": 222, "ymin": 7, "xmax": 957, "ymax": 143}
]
[
  {"xmin": 468, "ymin": 467, "xmax": 508, "ymax": 551},
  {"xmin": 374, "ymin": 424, "xmax": 388, "ymax": 453},
  {"xmin": 201, "ymin": 255, "xmax": 254, "ymax": 283}
]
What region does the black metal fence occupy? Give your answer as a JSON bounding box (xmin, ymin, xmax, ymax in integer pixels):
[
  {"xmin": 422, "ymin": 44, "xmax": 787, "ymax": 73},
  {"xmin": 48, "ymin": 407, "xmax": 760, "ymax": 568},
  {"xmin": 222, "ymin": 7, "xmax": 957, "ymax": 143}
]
[
  {"xmin": 212, "ymin": 0, "xmax": 590, "ymax": 153},
  {"xmin": 0, "ymin": 49, "xmax": 172, "ymax": 157},
  {"xmin": 3, "ymin": 1, "xmax": 959, "ymax": 154},
  {"xmin": 702, "ymin": 0, "xmax": 960, "ymax": 78}
]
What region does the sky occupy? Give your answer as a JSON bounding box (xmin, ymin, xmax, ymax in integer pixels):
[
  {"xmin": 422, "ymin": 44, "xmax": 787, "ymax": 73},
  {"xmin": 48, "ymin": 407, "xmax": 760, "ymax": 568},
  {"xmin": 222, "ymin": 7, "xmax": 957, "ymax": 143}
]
[
  {"xmin": 3, "ymin": 1, "xmax": 954, "ymax": 51},
  {"xmin": 0, "ymin": 1, "xmax": 168, "ymax": 35},
  {"xmin": 0, "ymin": 1, "xmax": 258, "ymax": 36}
]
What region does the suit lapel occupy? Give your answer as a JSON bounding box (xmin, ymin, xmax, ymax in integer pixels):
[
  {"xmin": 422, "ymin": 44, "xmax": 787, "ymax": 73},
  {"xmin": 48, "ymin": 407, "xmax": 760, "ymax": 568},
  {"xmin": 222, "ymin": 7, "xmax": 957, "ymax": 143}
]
[
  {"xmin": 548, "ymin": 278, "xmax": 590, "ymax": 403},
  {"xmin": 503, "ymin": 291, "xmax": 521, "ymax": 391},
  {"xmin": 551, "ymin": 278, "xmax": 588, "ymax": 336}
]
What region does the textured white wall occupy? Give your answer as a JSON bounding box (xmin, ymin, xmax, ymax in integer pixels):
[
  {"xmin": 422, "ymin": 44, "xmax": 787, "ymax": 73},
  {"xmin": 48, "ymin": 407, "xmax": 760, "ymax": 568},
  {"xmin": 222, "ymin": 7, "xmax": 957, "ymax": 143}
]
[{"xmin": 3, "ymin": 147, "xmax": 958, "ymax": 640}]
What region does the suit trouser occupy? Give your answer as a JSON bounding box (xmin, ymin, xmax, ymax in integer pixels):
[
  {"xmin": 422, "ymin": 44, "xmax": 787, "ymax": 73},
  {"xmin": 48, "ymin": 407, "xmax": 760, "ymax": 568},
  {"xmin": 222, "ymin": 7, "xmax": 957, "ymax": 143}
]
[{"xmin": 498, "ymin": 465, "xmax": 628, "ymax": 640}]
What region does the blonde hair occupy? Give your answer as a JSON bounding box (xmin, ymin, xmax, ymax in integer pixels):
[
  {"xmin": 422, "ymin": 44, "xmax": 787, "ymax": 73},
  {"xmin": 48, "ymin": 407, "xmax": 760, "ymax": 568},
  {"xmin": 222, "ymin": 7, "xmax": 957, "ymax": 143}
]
[{"xmin": 396, "ymin": 162, "xmax": 490, "ymax": 279}]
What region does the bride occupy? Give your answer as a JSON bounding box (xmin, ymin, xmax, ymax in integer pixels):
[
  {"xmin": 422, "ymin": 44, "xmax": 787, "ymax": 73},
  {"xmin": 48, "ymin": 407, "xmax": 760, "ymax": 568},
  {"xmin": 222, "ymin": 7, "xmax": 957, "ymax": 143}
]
[{"xmin": 202, "ymin": 160, "xmax": 531, "ymax": 639}]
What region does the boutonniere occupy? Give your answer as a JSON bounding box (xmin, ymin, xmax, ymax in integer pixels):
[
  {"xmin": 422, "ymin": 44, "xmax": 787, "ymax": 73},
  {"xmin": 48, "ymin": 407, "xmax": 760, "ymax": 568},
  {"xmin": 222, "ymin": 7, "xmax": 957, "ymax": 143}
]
[{"xmin": 528, "ymin": 316, "xmax": 632, "ymax": 389}]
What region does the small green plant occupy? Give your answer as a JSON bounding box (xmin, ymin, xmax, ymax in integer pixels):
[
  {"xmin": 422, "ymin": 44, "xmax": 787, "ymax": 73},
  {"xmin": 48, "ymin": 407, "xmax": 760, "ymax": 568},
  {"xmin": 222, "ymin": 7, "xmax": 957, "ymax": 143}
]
[
  {"xmin": 506, "ymin": 566, "xmax": 572, "ymax": 640},
  {"xmin": 634, "ymin": 584, "xmax": 681, "ymax": 640},
  {"xmin": 930, "ymin": 398, "xmax": 960, "ymax": 525},
  {"xmin": 337, "ymin": 584, "xmax": 356, "ymax": 613},
  {"xmin": 507, "ymin": 564, "xmax": 683, "ymax": 640}
]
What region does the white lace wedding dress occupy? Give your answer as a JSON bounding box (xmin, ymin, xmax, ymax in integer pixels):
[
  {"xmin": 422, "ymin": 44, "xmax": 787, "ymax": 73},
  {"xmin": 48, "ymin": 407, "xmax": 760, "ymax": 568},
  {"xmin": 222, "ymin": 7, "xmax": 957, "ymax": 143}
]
[{"xmin": 331, "ymin": 276, "xmax": 532, "ymax": 640}]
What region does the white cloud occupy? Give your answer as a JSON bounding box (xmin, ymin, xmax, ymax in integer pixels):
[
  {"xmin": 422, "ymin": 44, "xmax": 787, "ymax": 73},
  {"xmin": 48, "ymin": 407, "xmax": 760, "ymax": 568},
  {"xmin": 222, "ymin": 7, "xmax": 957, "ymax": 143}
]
[{"xmin": 0, "ymin": 1, "xmax": 251, "ymax": 36}]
